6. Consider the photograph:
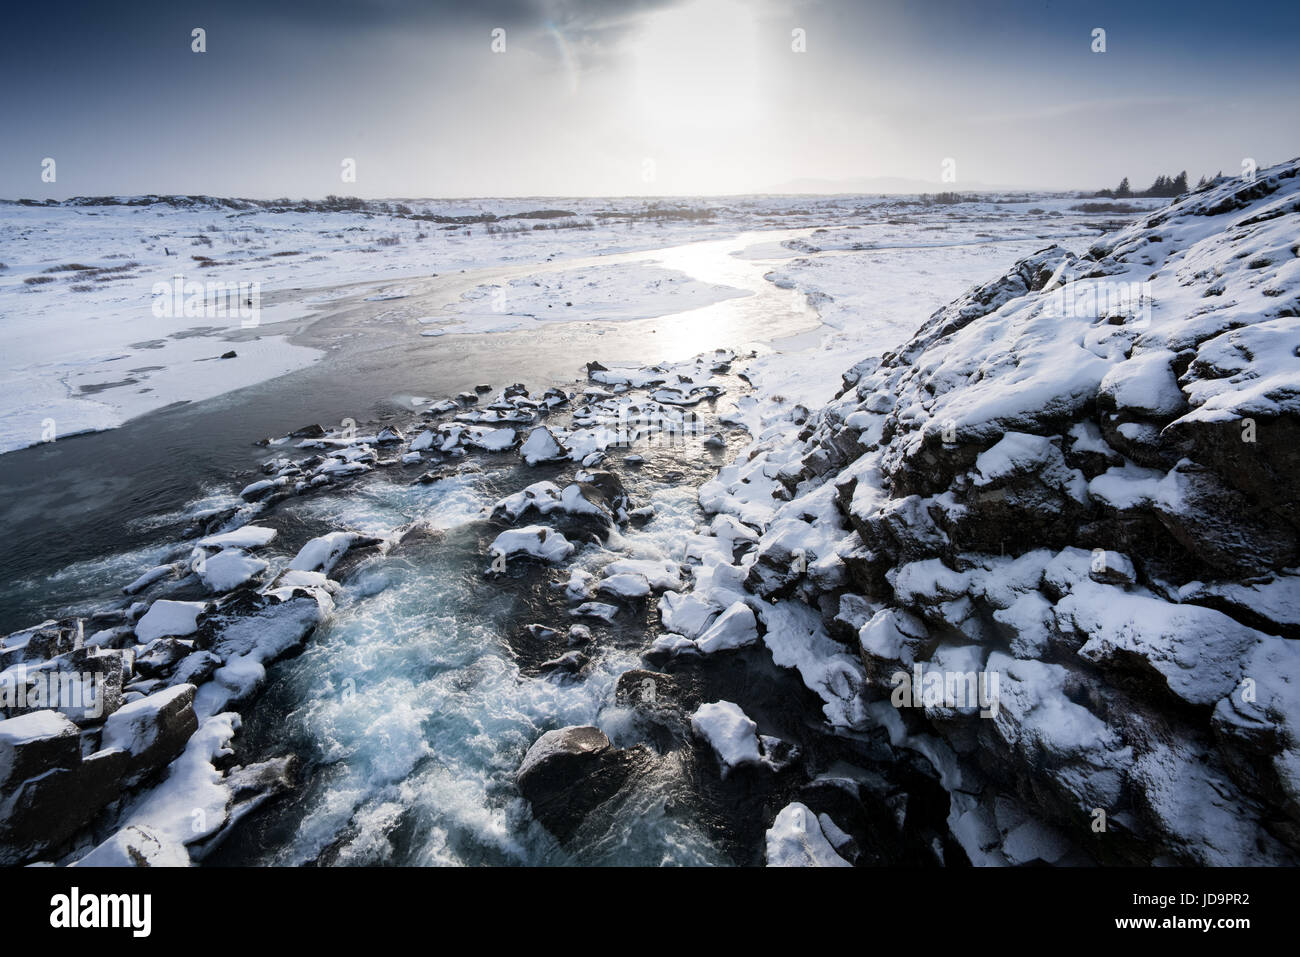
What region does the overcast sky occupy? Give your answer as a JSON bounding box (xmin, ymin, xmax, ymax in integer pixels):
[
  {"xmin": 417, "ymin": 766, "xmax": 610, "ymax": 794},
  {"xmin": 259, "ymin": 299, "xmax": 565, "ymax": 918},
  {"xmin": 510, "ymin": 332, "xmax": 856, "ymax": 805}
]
[{"xmin": 2, "ymin": 0, "xmax": 1297, "ymax": 198}]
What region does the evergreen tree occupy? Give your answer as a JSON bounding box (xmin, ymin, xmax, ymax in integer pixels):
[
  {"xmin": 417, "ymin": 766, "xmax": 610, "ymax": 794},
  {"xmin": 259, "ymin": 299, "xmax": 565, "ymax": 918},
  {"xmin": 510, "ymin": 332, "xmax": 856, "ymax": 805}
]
[
  {"xmin": 1116, "ymin": 177, "xmax": 1132, "ymax": 197},
  {"xmin": 1172, "ymin": 171, "xmax": 1189, "ymax": 194}
]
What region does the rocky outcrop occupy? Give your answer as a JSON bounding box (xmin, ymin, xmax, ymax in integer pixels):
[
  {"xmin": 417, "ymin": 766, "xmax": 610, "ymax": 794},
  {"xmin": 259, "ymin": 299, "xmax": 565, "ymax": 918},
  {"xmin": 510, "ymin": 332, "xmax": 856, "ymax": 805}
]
[{"xmin": 687, "ymin": 159, "xmax": 1300, "ymax": 865}]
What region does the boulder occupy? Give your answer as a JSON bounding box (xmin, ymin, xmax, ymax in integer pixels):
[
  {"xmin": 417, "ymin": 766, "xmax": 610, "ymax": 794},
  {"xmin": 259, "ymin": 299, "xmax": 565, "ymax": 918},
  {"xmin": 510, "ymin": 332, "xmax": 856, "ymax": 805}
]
[
  {"xmin": 0, "ymin": 710, "xmax": 82, "ymax": 792},
  {"xmin": 765, "ymin": 802, "xmax": 852, "ymax": 867},
  {"xmin": 101, "ymin": 684, "xmax": 199, "ymax": 782},
  {"xmin": 0, "ymin": 720, "xmax": 128, "ymax": 865},
  {"xmin": 519, "ymin": 427, "xmax": 567, "ymax": 466},
  {"xmin": 515, "ymin": 726, "xmax": 646, "ymax": 841}
]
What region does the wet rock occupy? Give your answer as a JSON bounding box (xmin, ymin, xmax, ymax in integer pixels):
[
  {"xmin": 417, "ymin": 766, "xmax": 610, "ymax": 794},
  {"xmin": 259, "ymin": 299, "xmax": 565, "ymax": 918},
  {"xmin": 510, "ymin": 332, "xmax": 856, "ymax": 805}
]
[
  {"xmin": 393, "ymin": 522, "xmax": 445, "ymax": 548},
  {"xmin": 123, "ymin": 562, "xmax": 182, "ymax": 595},
  {"xmin": 181, "ymin": 504, "xmax": 241, "ymax": 539},
  {"xmin": 201, "ymin": 754, "xmax": 301, "ymax": 851},
  {"xmin": 615, "ymin": 669, "xmax": 678, "ymax": 710},
  {"xmin": 539, "ymin": 651, "xmax": 587, "ymax": 676},
  {"xmin": 0, "ymin": 744, "xmax": 128, "ymax": 865},
  {"xmin": 415, "ymin": 469, "xmax": 449, "ymax": 484},
  {"xmin": 515, "ymin": 726, "xmax": 647, "ymax": 841}
]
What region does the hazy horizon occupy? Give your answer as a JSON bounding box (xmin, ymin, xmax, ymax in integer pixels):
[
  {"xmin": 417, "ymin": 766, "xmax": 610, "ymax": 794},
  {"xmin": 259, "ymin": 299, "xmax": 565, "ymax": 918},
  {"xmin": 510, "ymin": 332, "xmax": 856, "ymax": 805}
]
[{"xmin": 3, "ymin": 0, "xmax": 1298, "ymax": 200}]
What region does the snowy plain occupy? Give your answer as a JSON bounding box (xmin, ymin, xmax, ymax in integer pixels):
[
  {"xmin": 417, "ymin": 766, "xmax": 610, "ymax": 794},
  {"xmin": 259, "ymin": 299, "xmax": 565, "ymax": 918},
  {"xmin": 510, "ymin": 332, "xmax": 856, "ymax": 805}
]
[{"xmin": 0, "ymin": 192, "xmax": 1148, "ymax": 454}]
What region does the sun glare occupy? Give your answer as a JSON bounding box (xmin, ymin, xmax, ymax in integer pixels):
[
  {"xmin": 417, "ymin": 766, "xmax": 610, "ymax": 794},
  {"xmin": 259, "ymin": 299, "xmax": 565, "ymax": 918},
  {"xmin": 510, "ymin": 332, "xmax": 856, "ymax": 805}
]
[{"xmin": 631, "ymin": 0, "xmax": 763, "ymax": 139}]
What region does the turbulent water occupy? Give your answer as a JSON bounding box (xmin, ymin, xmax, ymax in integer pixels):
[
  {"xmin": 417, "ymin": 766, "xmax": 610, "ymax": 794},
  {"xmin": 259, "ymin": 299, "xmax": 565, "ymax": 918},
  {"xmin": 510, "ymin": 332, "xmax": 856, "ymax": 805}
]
[{"xmin": 176, "ymin": 403, "xmax": 799, "ymax": 865}]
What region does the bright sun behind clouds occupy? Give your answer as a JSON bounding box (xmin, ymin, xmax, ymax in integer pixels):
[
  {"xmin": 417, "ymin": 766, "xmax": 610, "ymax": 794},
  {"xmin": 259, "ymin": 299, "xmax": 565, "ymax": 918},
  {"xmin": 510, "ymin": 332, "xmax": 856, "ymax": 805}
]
[{"xmin": 630, "ymin": 0, "xmax": 764, "ymax": 140}]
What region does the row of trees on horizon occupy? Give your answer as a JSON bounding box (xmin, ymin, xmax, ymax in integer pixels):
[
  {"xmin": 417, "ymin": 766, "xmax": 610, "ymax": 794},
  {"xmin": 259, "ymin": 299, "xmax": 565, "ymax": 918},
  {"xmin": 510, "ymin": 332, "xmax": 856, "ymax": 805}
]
[{"xmin": 1094, "ymin": 170, "xmax": 1220, "ymax": 199}]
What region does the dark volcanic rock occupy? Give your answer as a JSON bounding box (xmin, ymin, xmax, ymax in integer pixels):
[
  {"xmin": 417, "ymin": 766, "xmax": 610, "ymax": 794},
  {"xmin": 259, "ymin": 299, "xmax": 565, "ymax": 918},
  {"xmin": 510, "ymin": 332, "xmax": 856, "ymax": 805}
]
[
  {"xmin": 101, "ymin": 684, "xmax": 199, "ymax": 783},
  {"xmin": 0, "ymin": 710, "xmax": 130, "ymax": 864},
  {"xmin": 515, "ymin": 725, "xmax": 648, "ymax": 841}
]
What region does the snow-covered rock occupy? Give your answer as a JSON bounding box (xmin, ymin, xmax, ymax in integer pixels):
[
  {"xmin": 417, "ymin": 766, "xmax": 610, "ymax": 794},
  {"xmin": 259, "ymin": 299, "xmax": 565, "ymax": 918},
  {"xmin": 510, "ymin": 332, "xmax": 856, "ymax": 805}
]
[
  {"xmin": 101, "ymin": 684, "xmax": 199, "ymax": 781},
  {"xmin": 693, "ymin": 601, "xmax": 759, "ymax": 654},
  {"xmin": 693, "ymin": 160, "xmax": 1300, "ymax": 865},
  {"xmin": 73, "ymin": 824, "xmax": 190, "ymax": 867},
  {"xmin": 519, "ymin": 426, "xmax": 567, "ymax": 465},
  {"xmin": 765, "ymin": 802, "xmax": 852, "ymax": 867},
  {"xmin": 690, "ymin": 700, "xmax": 763, "ymax": 773},
  {"xmin": 194, "ymin": 549, "xmax": 267, "ymax": 592},
  {"xmin": 134, "ymin": 600, "xmax": 207, "ymax": 642},
  {"xmin": 196, "ymin": 525, "xmax": 277, "ymax": 550},
  {"xmin": 289, "ymin": 531, "xmax": 379, "ymax": 573},
  {"xmin": 488, "ymin": 526, "xmax": 575, "ymax": 564}
]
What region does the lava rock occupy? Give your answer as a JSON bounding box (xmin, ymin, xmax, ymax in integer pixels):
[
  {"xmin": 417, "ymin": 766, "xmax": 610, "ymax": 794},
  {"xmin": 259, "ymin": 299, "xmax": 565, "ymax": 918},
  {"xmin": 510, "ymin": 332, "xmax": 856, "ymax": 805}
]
[{"xmin": 515, "ymin": 726, "xmax": 647, "ymax": 841}]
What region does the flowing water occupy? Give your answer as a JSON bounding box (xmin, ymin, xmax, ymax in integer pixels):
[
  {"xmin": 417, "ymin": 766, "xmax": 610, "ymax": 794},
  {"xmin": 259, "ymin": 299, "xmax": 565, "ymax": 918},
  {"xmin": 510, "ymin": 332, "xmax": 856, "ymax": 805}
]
[{"xmin": 205, "ymin": 464, "xmax": 742, "ymax": 866}]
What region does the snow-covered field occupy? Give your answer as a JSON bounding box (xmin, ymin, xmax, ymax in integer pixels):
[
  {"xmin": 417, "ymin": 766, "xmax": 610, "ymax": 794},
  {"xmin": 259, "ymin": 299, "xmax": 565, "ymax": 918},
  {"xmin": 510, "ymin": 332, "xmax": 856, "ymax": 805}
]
[{"xmin": 0, "ymin": 192, "xmax": 1150, "ymax": 454}]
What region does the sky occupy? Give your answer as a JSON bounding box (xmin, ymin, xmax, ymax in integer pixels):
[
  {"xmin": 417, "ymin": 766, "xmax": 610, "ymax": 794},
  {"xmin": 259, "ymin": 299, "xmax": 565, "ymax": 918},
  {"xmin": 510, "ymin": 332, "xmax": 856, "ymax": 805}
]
[{"xmin": 1, "ymin": 0, "xmax": 1297, "ymax": 198}]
